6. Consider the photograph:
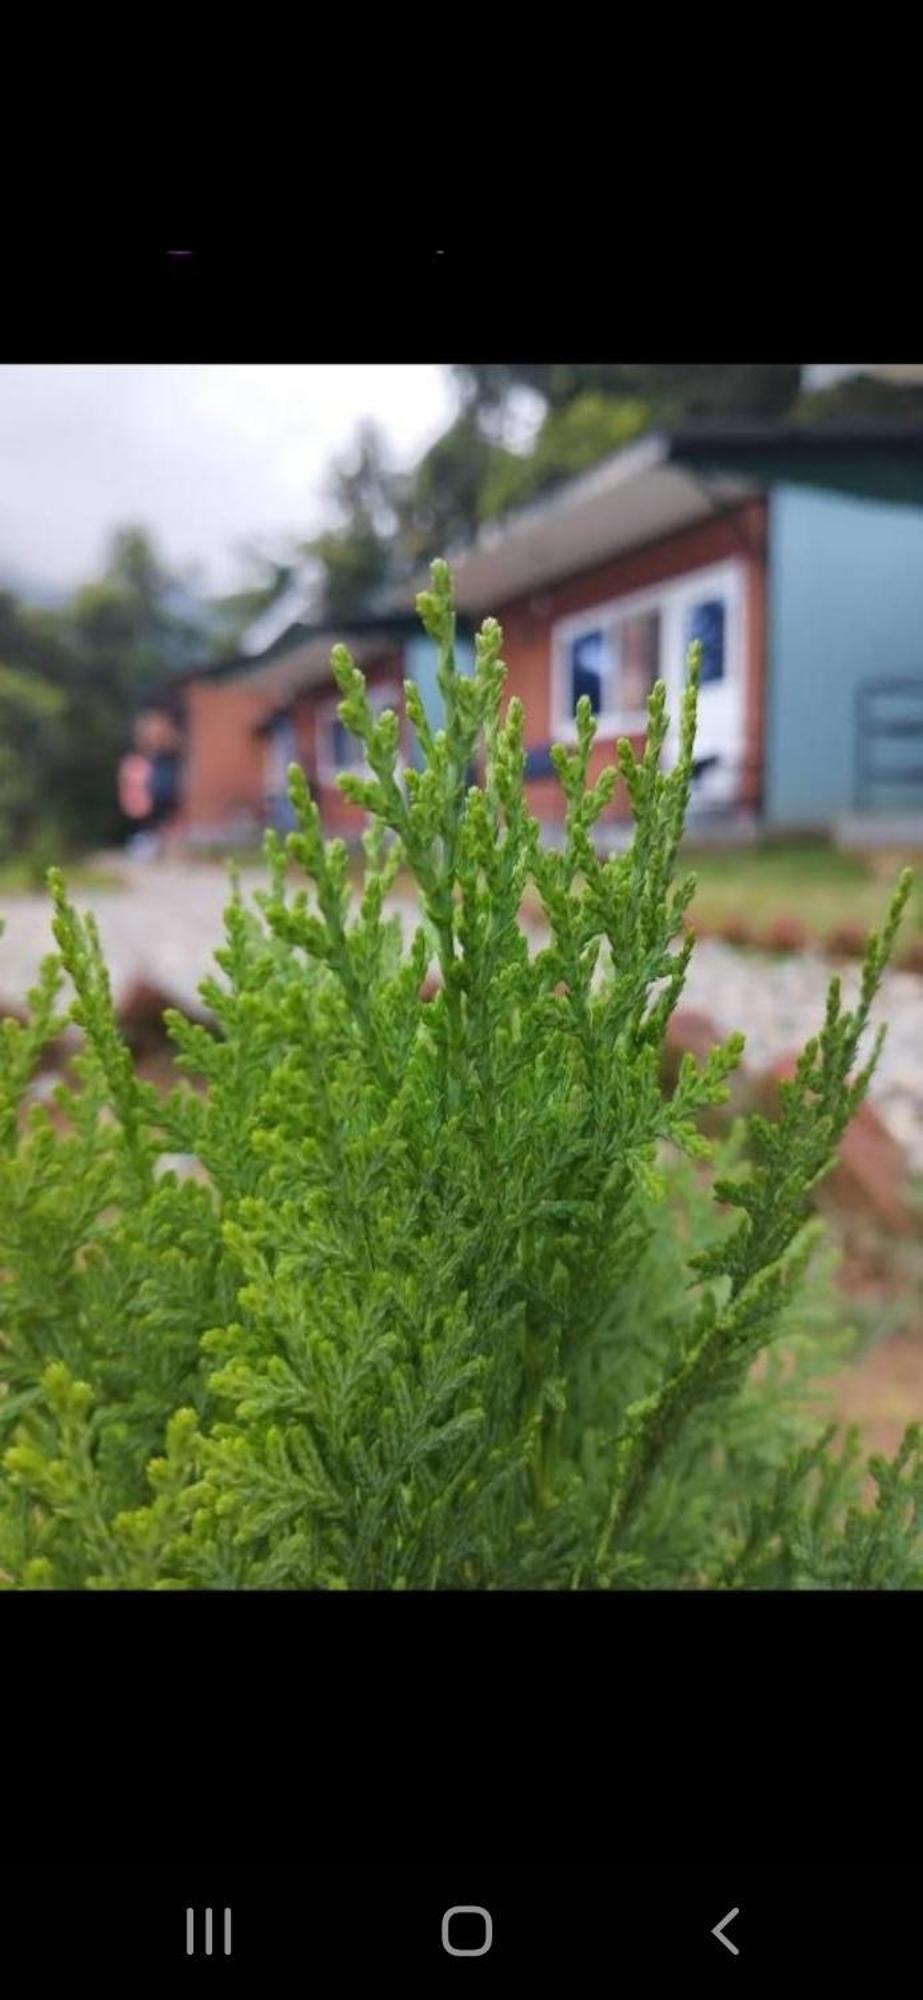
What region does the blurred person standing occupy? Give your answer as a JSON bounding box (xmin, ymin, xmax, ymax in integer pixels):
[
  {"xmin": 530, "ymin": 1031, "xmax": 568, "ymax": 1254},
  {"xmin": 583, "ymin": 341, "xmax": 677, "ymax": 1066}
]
[
  {"xmin": 118, "ymin": 740, "xmax": 156, "ymax": 857},
  {"xmin": 119, "ymin": 705, "xmax": 183, "ymax": 858}
]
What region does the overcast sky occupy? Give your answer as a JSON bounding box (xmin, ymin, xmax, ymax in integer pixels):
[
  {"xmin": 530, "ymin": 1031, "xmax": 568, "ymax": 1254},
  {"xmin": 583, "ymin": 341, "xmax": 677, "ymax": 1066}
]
[{"xmin": 0, "ymin": 365, "xmax": 457, "ymax": 601}]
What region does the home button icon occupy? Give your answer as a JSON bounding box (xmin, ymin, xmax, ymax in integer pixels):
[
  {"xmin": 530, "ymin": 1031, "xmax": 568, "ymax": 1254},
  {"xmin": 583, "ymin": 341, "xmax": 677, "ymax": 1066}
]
[{"xmin": 441, "ymin": 1905, "xmax": 493, "ymax": 1956}]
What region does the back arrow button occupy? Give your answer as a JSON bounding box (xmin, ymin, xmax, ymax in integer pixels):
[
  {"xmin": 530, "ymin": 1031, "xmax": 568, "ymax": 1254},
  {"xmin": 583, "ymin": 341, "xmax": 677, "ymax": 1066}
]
[{"xmin": 712, "ymin": 1907, "xmax": 740, "ymax": 1955}]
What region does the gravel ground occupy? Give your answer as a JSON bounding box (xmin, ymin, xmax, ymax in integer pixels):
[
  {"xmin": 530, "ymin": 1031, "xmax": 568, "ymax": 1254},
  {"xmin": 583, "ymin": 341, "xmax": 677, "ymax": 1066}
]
[
  {"xmin": 683, "ymin": 941, "xmax": 923, "ymax": 1172},
  {"xmin": 2, "ymin": 857, "xmax": 923, "ymax": 1172}
]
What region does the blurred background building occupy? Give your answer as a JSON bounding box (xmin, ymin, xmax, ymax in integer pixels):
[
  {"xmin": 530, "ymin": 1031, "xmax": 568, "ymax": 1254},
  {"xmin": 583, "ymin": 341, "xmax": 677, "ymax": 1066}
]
[
  {"xmin": 6, "ymin": 362, "xmax": 923, "ymax": 866},
  {"xmin": 171, "ymin": 415, "xmax": 923, "ymax": 852}
]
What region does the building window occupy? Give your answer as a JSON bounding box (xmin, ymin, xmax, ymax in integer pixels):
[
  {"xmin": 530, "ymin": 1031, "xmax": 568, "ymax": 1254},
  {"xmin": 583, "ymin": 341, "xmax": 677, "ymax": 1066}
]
[
  {"xmin": 569, "ymin": 629, "xmax": 606, "ymax": 713},
  {"xmin": 562, "ymin": 612, "xmax": 661, "ymax": 723},
  {"xmin": 318, "ymin": 682, "xmax": 402, "ymax": 785},
  {"xmin": 553, "ymin": 561, "xmax": 742, "ymax": 738},
  {"xmin": 686, "ymin": 597, "xmax": 726, "ymax": 685},
  {"xmin": 331, "ymin": 715, "xmax": 364, "ymax": 773},
  {"xmin": 617, "ymin": 609, "xmax": 661, "ymax": 711},
  {"xmin": 264, "ymin": 714, "xmax": 298, "ymax": 832}
]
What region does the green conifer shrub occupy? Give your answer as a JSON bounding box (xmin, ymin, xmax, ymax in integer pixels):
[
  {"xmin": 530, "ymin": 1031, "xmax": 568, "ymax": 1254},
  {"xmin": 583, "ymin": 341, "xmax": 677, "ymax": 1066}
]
[{"xmin": 1, "ymin": 560, "xmax": 921, "ymax": 1589}]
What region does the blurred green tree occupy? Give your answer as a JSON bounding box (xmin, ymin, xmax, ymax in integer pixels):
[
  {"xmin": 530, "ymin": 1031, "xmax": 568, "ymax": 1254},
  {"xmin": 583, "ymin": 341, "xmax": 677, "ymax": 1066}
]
[
  {"xmin": 0, "ymin": 661, "xmax": 67, "ymax": 866},
  {"xmin": 304, "ymin": 421, "xmax": 398, "ymax": 621},
  {"xmin": 792, "ymin": 375, "xmax": 923, "ymax": 424},
  {"xmin": 394, "ymin": 413, "xmax": 501, "ymax": 569},
  {"xmin": 0, "ymin": 528, "xmax": 210, "ymax": 864},
  {"xmin": 475, "ymin": 393, "xmax": 651, "ymax": 523},
  {"xmin": 453, "ymin": 361, "xmax": 803, "ymax": 421}
]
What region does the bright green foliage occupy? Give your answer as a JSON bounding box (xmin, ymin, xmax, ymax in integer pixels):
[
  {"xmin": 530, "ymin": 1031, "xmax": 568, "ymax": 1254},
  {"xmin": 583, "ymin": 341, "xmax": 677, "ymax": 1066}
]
[{"xmin": 1, "ymin": 561, "xmax": 920, "ymax": 1590}]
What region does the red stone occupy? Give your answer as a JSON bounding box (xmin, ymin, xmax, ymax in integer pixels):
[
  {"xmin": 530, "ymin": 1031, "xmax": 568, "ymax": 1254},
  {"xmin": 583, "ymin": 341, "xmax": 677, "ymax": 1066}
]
[
  {"xmin": 758, "ymin": 915, "xmax": 810, "ymax": 954},
  {"xmin": 717, "ymin": 914, "xmax": 755, "ymax": 948},
  {"xmin": 825, "ymin": 922, "xmax": 868, "ymax": 960},
  {"xmin": 665, "ymin": 1008, "xmax": 720, "ymax": 1066},
  {"xmin": 758, "ymin": 1051, "xmax": 912, "ymax": 1234},
  {"xmin": 662, "ymin": 1007, "xmax": 750, "ymax": 1127},
  {"xmin": 116, "ymin": 979, "xmax": 176, "ymax": 1051},
  {"xmin": 897, "ymin": 939, "xmax": 923, "ymax": 975}
]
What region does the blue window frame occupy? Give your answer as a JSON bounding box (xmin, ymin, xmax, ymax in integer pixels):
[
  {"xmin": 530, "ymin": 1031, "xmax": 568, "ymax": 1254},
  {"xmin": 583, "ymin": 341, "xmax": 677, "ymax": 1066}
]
[{"xmin": 564, "ymin": 614, "xmax": 660, "ymax": 722}]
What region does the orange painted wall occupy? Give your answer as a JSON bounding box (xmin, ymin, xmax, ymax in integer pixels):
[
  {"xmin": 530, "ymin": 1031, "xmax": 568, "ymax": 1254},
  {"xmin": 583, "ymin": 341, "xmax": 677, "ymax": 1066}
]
[
  {"xmin": 182, "ymin": 652, "xmax": 407, "ymax": 839},
  {"xmin": 182, "ymin": 679, "xmax": 269, "ymax": 832}
]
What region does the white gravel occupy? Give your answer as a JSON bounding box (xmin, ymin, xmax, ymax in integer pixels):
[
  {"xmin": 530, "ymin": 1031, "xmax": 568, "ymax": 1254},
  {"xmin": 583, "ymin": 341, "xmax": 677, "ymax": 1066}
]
[
  {"xmin": 682, "ymin": 940, "xmax": 923, "ymax": 1173},
  {"xmin": 0, "ymin": 860, "xmax": 240, "ymax": 1019},
  {"xmin": 2, "ymin": 859, "xmax": 922, "ymax": 1173}
]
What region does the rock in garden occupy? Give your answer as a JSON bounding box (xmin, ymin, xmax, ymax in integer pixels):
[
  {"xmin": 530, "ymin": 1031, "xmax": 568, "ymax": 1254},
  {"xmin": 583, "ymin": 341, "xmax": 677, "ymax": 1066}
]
[
  {"xmin": 825, "ymin": 921, "xmax": 869, "ymax": 960},
  {"xmin": 757, "ymin": 915, "xmax": 811, "ymax": 954},
  {"xmin": 897, "ymin": 938, "xmax": 923, "ymax": 975},
  {"xmin": 116, "ymin": 978, "xmax": 181, "ymax": 1053},
  {"xmin": 661, "ymin": 1009, "xmax": 753, "ymax": 1127},
  {"xmin": 715, "ymin": 914, "xmax": 755, "ymax": 948},
  {"xmin": 758, "ymin": 1051, "xmax": 913, "ymax": 1234},
  {"xmin": 664, "ymin": 1008, "xmax": 721, "ymax": 1072}
]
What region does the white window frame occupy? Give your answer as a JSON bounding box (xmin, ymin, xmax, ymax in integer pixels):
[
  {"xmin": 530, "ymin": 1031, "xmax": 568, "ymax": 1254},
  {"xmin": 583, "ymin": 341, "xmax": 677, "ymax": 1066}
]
[
  {"xmin": 551, "ymin": 558, "xmax": 746, "ymax": 741},
  {"xmin": 316, "ymin": 681, "xmax": 403, "ymax": 787}
]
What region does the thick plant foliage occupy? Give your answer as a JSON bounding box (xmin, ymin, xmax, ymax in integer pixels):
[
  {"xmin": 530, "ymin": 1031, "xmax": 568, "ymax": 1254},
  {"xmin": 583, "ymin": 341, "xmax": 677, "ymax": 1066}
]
[{"xmin": 1, "ymin": 561, "xmax": 920, "ymax": 1589}]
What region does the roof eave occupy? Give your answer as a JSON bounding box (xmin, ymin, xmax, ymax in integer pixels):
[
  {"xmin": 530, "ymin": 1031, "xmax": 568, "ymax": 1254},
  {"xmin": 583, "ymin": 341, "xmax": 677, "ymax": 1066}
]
[
  {"xmin": 439, "ymin": 433, "xmax": 762, "ymax": 614},
  {"xmin": 665, "ymin": 423, "xmax": 923, "ymax": 509}
]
